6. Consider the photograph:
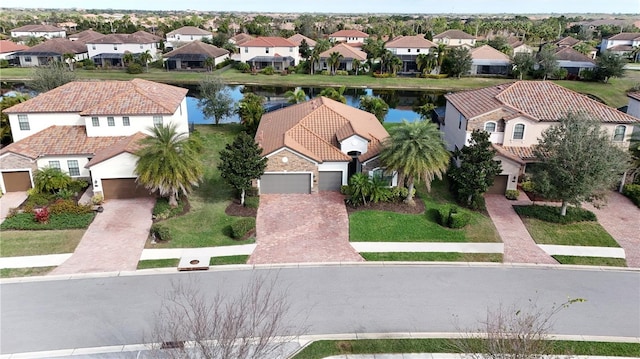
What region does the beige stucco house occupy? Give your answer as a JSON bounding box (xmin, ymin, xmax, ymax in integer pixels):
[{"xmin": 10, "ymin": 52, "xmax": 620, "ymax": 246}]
[
  {"xmin": 433, "ymin": 30, "xmax": 476, "ymax": 48},
  {"xmin": 469, "ymin": 45, "xmax": 511, "ymax": 75},
  {"xmin": 316, "ymin": 43, "xmax": 367, "ymax": 72},
  {"xmin": 238, "ymin": 36, "xmax": 299, "ymax": 71}
]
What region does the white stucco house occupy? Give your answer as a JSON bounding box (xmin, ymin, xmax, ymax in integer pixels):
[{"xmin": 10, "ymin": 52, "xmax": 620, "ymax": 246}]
[
  {"xmin": 442, "ymin": 81, "xmax": 639, "ymax": 194},
  {"xmin": 85, "ymin": 31, "xmax": 161, "ymax": 66},
  {"xmin": 329, "ymin": 29, "xmax": 369, "ymax": 49},
  {"xmin": 0, "ymin": 79, "xmax": 189, "ymax": 199},
  {"xmin": 238, "ymin": 36, "xmax": 299, "ymax": 71},
  {"xmin": 599, "ymin": 32, "xmax": 640, "ymax": 58},
  {"xmin": 10, "ymin": 24, "xmax": 66, "ymax": 40},
  {"xmin": 0, "ymin": 40, "xmax": 29, "ymax": 61},
  {"xmin": 384, "ymin": 35, "xmax": 437, "ymax": 73},
  {"xmin": 165, "ymin": 26, "xmax": 213, "ymax": 48}
]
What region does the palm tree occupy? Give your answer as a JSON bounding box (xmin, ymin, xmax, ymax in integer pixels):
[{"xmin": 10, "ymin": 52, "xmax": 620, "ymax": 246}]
[
  {"xmin": 122, "ymin": 52, "xmax": 134, "ymax": 67},
  {"xmin": 203, "ymin": 56, "xmax": 215, "ymax": 72},
  {"xmin": 237, "ymin": 93, "xmax": 265, "ymax": 135},
  {"xmin": 328, "ymin": 51, "xmax": 343, "ymax": 75},
  {"xmin": 352, "ymin": 58, "xmax": 362, "ymax": 75},
  {"xmin": 135, "ymin": 123, "xmax": 203, "ymax": 207},
  {"xmin": 284, "ymin": 88, "xmax": 307, "ymax": 104},
  {"xmin": 62, "ymin": 52, "xmax": 76, "ymax": 71},
  {"xmin": 435, "ymin": 43, "xmax": 447, "ymax": 74},
  {"xmin": 139, "ymin": 50, "xmax": 153, "ymax": 72},
  {"xmin": 379, "ymin": 120, "xmax": 450, "ymax": 205},
  {"xmin": 390, "ymin": 55, "xmax": 403, "ymax": 75},
  {"xmin": 379, "ymin": 50, "xmax": 395, "ymax": 74},
  {"xmin": 630, "ymin": 45, "xmax": 640, "ymax": 63}
]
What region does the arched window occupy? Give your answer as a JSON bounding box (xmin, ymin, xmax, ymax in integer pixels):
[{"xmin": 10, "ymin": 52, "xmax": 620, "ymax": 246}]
[
  {"xmin": 613, "ymin": 125, "xmax": 626, "ymax": 142},
  {"xmin": 513, "ymin": 124, "xmax": 525, "ymax": 140},
  {"xmin": 484, "ymin": 122, "xmax": 496, "ymax": 133}
]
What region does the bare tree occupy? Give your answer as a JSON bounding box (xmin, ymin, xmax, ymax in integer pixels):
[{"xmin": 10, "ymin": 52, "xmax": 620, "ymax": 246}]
[
  {"xmin": 146, "ymin": 274, "xmax": 303, "ymax": 359},
  {"xmin": 451, "ymin": 298, "xmax": 585, "ymax": 358}
]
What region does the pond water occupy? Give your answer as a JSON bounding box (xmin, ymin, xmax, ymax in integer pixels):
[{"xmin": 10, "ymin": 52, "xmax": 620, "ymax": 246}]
[{"xmin": 185, "ymin": 85, "xmax": 446, "ymax": 125}]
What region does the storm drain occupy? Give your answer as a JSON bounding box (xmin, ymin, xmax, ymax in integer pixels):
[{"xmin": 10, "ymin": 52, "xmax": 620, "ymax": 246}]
[{"xmin": 177, "ymin": 255, "xmax": 210, "ymax": 271}]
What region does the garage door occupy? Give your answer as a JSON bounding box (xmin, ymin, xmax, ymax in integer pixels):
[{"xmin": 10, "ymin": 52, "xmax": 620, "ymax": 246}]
[
  {"xmin": 102, "ymin": 178, "xmax": 153, "ymax": 199},
  {"xmin": 260, "ymin": 173, "xmax": 311, "ymax": 194},
  {"xmin": 319, "ymin": 171, "xmax": 343, "ymax": 191},
  {"xmin": 2, "ymin": 171, "xmax": 32, "ymax": 192},
  {"xmin": 486, "ymin": 175, "xmax": 508, "ymax": 195}
]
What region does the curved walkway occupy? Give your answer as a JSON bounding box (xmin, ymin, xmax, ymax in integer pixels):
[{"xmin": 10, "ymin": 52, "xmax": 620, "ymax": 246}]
[{"xmin": 249, "ymin": 192, "xmax": 363, "ymax": 264}]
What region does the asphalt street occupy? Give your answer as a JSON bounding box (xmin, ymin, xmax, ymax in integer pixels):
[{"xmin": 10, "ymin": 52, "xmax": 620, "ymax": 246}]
[{"xmin": 1, "ymin": 265, "xmax": 639, "ymax": 355}]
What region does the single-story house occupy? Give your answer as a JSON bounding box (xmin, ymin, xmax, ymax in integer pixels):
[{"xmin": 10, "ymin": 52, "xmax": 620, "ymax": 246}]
[
  {"xmin": 10, "ymin": 24, "xmax": 66, "ymax": 40},
  {"xmin": 316, "ymin": 43, "xmax": 367, "ymax": 72},
  {"xmin": 254, "ymin": 96, "xmax": 394, "ymax": 194},
  {"xmin": 507, "ymin": 37, "xmax": 535, "ymax": 55},
  {"xmin": 469, "ymin": 45, "xmax": 512, "ymax": 75},
  {"xmin": 0, "ymin": 40, "xmax": 29, "ymax": 63},
  {"xmin": 163, "ymin": 41, "xmax": 229, "ymax": 70},
  {"xmin": 553, "ymin": 47, "xmax": 596, "ymax": 76},
  {"xmin": 14, "ymin": 38, "xmax": 88, "ymax": 67}
]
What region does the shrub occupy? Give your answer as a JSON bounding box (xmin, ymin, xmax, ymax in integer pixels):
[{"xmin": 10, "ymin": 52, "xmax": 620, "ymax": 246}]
[
  {"xmin": 56, "ymin": 188, "xmax": 75, "ymax": 200},
  {"xmin": 244, "ymin": 196, "xmax": 259, "ymax": 209},
  {"xmin": 505, "ymin": 189, "xmax": 520, "ymax": 200},
  {"xmin": 321, "ymin": 70, "xmax": 330, "ymax": 76},
  {"xmin": 513, "ymin": 205, "xmax": 597, "ymax": 224},
  {"xmin": 33, "ymin": 207, "xmax": 50, "ymax": 223},
  {"xmin": 449, "ymin": 211, "xmax": 471, "ymax": 229},
  {"xmin": 340, "ymin": 185, "xmax": 351, "ymax": 195},
  {"xmin": 91, "ymin": 193, "xmax": 104, "ymax": 205},
  {"xmin": 25, "ymin": 192, "xmax": 54, "ymax": 207},
  {"xmin": 468, "ymin": 195, "xmax": 486, "ymax": 211},
  {"xmin": 0, "ymin": 59, "xmax": 9, "ymax": 68},
  {"xmin": 622, "ymin": 184, "xmax": 640, "ymax": 207},
  {"xmin": 0, "ymin": 212, "xmax": 95, "ymax": 230},
  {"xmin": 68, "ymin": 179, "xmax": 89, "ymax": 194},
  {"xmin": 231, "ymin": 217, "xmax": 255, "ymax": 239},
  {"xmin": 234, "ymin": 62, "xmax": 250, "ymax": 72},
  {"xmin": 152, "ymin": 197, "xmax": 185, "ymax": 220},
  {"xmin": 389, "ymin": 186, "xmax": 410, "ymax": 201},
  {"xmin": 335, "ymin": 70, "xmax": 349, "ymax": 76},
  {"xmin": 552, "ymin": 68, "xmax": 568, "ymax": 80},
  {"xmin": 126, "ymin": 63, "xmax": 143, "ymax": 74},
  {"xmin": 34, "ymin": 167, "xmax": 72, "ymax": 194},
  {"xmin": 260, "ymin": 66, "xmax": 275, "ymax": 75},
  {"xmin": 49, "ymin": 199, "xmax": 93, "ymax": 215},
  {"xmin": 520, "ymin": 180, "xmax": 535, "ymax": 193},
  {"xmin": 150, "ymin": 223, "xmax": 172, "ymax": 242},
  {"xmin": 421, "ymin": 73, "xmax": 449, "ymax": 79},
  {"xmin": 436, "ymin": 205, "xmax": 451, "ymax": 226}
]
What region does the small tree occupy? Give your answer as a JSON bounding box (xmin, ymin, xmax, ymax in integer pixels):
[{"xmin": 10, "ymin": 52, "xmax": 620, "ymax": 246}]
[
  {"xmin": 218, "ymin": 132, "xmax": 267, "ymax": 206},
  {"xmin": 511, "ymin": 52, "xmax": 535, "ymax": 80},
  {"xmin": 203, "ymin": 56, "xmax": 215, "ymax": 72},
  {"xmin": 284, "ymin": 88, "xmax": 307, "ymax": 104},
  {"xmin": 441, "ymin": 47, "xmax": 472, "ymax": 78},
  {"xmin": 319, "ymin": 86, "xmax": 346, "ymax": 103},
  {"xmin": 198, "ymin": 75, "xmax": 235, "ymax": 125},
  {"xmin": 34, "ymin": 167, "xmax": 73, "ymax": 194},
  {"xmin": 358, "ymin": 95, "xmax": 389, "ymax": 123},
  {"xmin": 237, "ymin": 93, "xmax": 265, "ymax": 136},
  {"xmin": 532, "ymin": 112, "xmax": 630, "ymax": 216},
  {"xmin": 594, "ymin": 51, "xmax": 626, "ymax": 83},
  {"xmin": 62, "ymin": 52, "xmax": 76, "ymax": 71},
  {"xmin": 537, "ymin": 44, "xmax": 558, "ymax": 80},
  {"xmin": 139, "ymin": 50, "xmax": 153, "ymax": 72},
  {"xmin": 299, "ymin": 39, "xmax": 311, "ymax": 59},
  {"xmin": 30, "ymin": 61, "xmax": 76, "ymax": 92},
  {"xmin": 449, "ymin": 130, "xmax": 503, "ymax": 207}
]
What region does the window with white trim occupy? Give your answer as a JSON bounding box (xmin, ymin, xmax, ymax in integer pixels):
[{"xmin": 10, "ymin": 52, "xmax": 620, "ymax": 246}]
[
  {"xmin": 613, "ymin": 125, "xmax": 626, "ymax": 141},
  {"xmin": 24, "ymin": 56, "xmax": 31, "ymax": 62},
  {"xmin": 513, "ymin": 124, "xmax": 525, "ymax": 140},
  {"xmin": 265, "ymin": 47, "xmax": 269, "ymax": 53},
  {"xmin": 114, "ymin": 45, "xmax": 118, "ymax": 50},
  {"xmin": 49, "ymin": 160, "xmax": 61, "ymax": 170},
  {"xmin": 370, "ymin": 168, "xmax": 394, "ymax": 187},
  {"xmin": 484, "ymin": 122, "xmax": 496, "ymax": 133},
  {"xmin": 244, "ymin": 47, "xmax": 248, "ymax": 53},
  {"xmin": 107, "ymin": 116, "xmax": 115, "ymax": 126},
  {"xmin": 67, "ymin": 160, "xmax": 80, "ymax": 176},
  {"xmin": 122, "ymin": 116, "xmax": 130, "ymax": 126},
  {"xmin": 91, "ymin": 117, "xmax": 99, "ymax": 127},
  {"xmin": 18, "ymin": 115, "xmax": 30, "ymax": 130},
  {"xmin": 153, "ymin": 116, "xmax": 163, "ymax": 127}
]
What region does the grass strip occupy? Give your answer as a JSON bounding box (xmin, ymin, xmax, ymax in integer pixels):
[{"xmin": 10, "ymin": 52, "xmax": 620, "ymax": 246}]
[
  {"xmin": 0, "ymin": 267, "xmax": 55, "ymax": 278},
  {"xmin": 210, "ymin": 255, "xmax": 249, "ymax": 265},
  {"xmin": 553, "ymin": 255, "xmax": 627, "ymax": 267},
  {"xmin": 136, "ymin": 259, "xmax": 180, "ymax": 269},
  {"xmin": 361, "ymin": 252, "xmax": 502, "ymax": 262}
]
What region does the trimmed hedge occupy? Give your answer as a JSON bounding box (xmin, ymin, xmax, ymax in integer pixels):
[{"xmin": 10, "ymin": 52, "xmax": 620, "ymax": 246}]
[
  {"xmin": 622, "ymin": 184, "xmax": 640, "ymax": 207},
  {"xmin": 48, "ymin": 199, "xmax": 93, "ymax": 215},
  {"xmin": 150, "ymin": 223, "xmax": 172, "ymax": 242},
  {"xmin": 231, "ymin": 217, "xmax": 255, "ymax": 239},
  {"xmin": 513, "ymin": 205, "xmax": 596, "ymax": 224},
  {"xmin": 0, "ymin": 212, "xmax": 95, "ymax": 230},
  {"xmin": 435, "ymin": 205, "xmax": 470, "ymax": 229}
]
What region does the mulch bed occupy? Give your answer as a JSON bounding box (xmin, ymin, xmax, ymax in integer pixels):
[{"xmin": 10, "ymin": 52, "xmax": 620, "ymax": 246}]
[
  {"xmin": 346, "ymin": 196, "xmax": 425, "ymax": 215},
  {"xmin": 225, "ymin": 200, "xmax": 257, "ymax": 218}
]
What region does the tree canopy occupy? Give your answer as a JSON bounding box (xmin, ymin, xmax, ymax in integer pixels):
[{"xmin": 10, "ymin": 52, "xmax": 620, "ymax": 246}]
[
  {"xmin": 594, "ymin": 51, "xmax": 626, "ymax": 83},
  {"xmin": 358, "ymin": 95, "xmax": 389, "ymax": 123},
  {"xmin": 511, "ymin": 52, "xmax": 535, "ymax": 80},
  {"xmin": 198, "ymin": 75, "xmax": 235, "ymax": 125},
  {"xmin": 441, "ymin": 47, "xmax": 472, "ymax": 78},
  {"xmin": 218, "ymin": 132, "xmax": 267, "ymax": 206},
  {"xmin": 536, "ymin": 45, "xmax": 558, "ymax": 80},
  {"xmin": 237, "ymin": 93, "xmax": 265, "ymax": 136},
  {"xmin": 29, "ymin": 61, "xmax": 76, "ymax": 93}
]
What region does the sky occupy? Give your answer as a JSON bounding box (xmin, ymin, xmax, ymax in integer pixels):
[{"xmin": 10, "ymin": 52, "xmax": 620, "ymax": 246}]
[{"xmin": 8, "ymin": 0, "xmax": 640, "ymax": 13}]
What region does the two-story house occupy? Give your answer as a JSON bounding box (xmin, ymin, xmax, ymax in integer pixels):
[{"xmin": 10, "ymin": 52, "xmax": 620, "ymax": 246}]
[
  {"xmin": 433, "ymin": 30, "xmax": 476, "ymax": 48},
  {"xmin": 329, "ymin": 29, "xmax": 369, "ymax": 50},
  {"xmin": 68, "ymin": 29, "xmax": 105, "ymax": 43},
  {"xmin": 384, "ymin": 35, "xmax": 437, "ymax": 73},
  {"xmin": 441, "ymin": 81, "xmax": 639, "ymax": 194},
  {"xmin": 10, "ymin": 24, "xmax": 66, "ymax": 40},
  {"xmin": 238, "ymin": 36, "xmax": 299, "ymax": 71},
  {"xmin": 165, "ymin": 26, "xmax": 213, "ymax": 48},
  {"xmin": 15, "ymin": 38, "xmax": 88, "ymax": 67},
  {"xmin": 85, "ymin": 31, "xmax": 161, "ymax": 66},
  {"xmin": 507, "ymin": 37, "xmax": 535, "ymax": 56},
  {"xmin": 0, "ymin": 79, "xmax": 189, "ymax": 199},
  {"xmin": 599, "ymin": 32, "xmax": 640, "ymax": 59}
]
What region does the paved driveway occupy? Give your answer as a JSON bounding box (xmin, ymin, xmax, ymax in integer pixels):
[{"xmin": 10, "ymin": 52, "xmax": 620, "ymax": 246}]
[
  {"xmin": 0, "ymin": 191, "xmax": 28, "ymax": 223},
  {"xmin": 249, "ymin": 192, "xmax": 363, "ymax": 264},
  {"xmin": 50, "ymin": 198, "xmax": 155, "ymax": 275}
]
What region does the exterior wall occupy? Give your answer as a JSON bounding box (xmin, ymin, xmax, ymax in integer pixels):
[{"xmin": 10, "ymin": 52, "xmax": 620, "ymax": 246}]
[
  {"xmin": 166, "ymin": 33, "xmax": 212, "ymax": 44},
  {"xmin": 387, "ymin": 47, "xmax": 431, "ymax": 55},
  {"xmin": 17, "ymin": 52, "xmax": 88, "ymax": 67},
  {"xmin": 0, "ymin": 153, "xmax": 37, "ymax": 194},
  {"xmin": 441, "ymin": 101, "xmax": 469, "ymax": 151},
  {"xmin": 84, "ymin": 98, "xmax": 189, "ymax": 137},
  {"xmin": 627, "ymin": 98, "xmax": 640, "ymax": 119},
  {"xmin": 502, "ymin": 117, "xmax": 550, "ymax": 147},
  {"xmin": 239, "ymin": 45, "xmax": 300, "ymax": 64},
  {"xmin": 435, "ymin": 38, "xmax": 476, "ymax": 47},
  {"xmin": 87, "ymin": 42, "xmax": 159, "ymax": 58},
  {"xmin": 318, "ymin": 161, "xmax": 349, "ymax": 186},
  {"xmin": 513, "ymin": 45, "xmax": 534, "ymax": 55},
  {"xmin": 36, "ymin": 155, "xmax": 91, "ymax": 178},
  {"xmin": 214, "ymin": 53, "xmax": 230, "ymax": 66},
  {"xmin": 339, "ymin": 135, "xmax": 369, "ymax": 155},
  {"xmin": 600, "ymin": 38, "xmax": 640, "ymax": 50},
  {"xmin": 265, "ymin": 148, "xmax": 318, "ymax": 192},
  {"xmin": 9, "ymin": 113, "xmax": 84, "ymax": 142},
  {"xmin": 11, "ymin": 30, "xmax": 66, "ymax": 39},
  {"xmin": 495, "ymin": 155, "xmax": 522, "ymax": 191},
  {"xmin": 330, "ymin": 36, "xmax": 367, "ymax": 44},
  {"xmin": 89, "ymin": 152, "xmax": 138, "ymax": 195}
]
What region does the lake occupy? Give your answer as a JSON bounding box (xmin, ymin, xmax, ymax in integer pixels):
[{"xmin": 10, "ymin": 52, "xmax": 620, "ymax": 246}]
[{"xmin": 185, "ymin": 85, "xmax": 446, "ymax": 124}]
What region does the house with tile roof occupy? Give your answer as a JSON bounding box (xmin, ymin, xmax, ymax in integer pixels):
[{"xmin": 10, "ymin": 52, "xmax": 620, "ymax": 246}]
[
  {"xmin": 287, "ymin": 33, "xmax": 317, "ymax": 48},
  {"xmin": 316, "ymin": 43, "xmax": 366, "ymax": 73},
  {"xmin": 10, "ymin": 24, "xmax": 66, "ymax": 40},
  {"xmin": 553, "ymin": 47, "xmax": 596, "ymax": 76},
  {"xmin": 507, "ymin": 37, "xmax": 535, "ymax": 56},
  {"xmin": 0, "ymin": 79, "xmax": 189, "ymax": 199},
  {"xmin": 15, "ymin": 38, "xmax": 88, "ymax": 67},
  {"xmin": 254, "ymin": 96, "xmax": 394, "ymax": 194},
  {"xmin": 384, "ymin": 35, "xmax": 437, "ymax": 73},
  {"xmin": 469, "ymin": 45, "xmax": 512, "ymax": 75},
  {"xmin": 85, "ymin": 31, "xmax": 161, "ymax": 66},
  {"xmin": 0, "ymin": 40, "xmax": 29, "ymax": 62},
  {"xmin": 329, "ymin": 29, "xmax": 369, "ymax": 49},
  {"xmin": 238, "ymin": 36, "xmax": 299, "ymax": 71},
  {"xmin": 165, "ymin": 26, "xmax": 213, "ymax": 48},
  {"xmin": 433, "ymin": 30, "xmax": 477, "ymax": 48},
  {"xmin": 163, "ymin": 41, "xmax": 229, "ymax": 70},
  {"xmin": 599, "ymin": 32, "xmax": 640, "ymax": 58},
  {"xmin": 442, "ymin": 81, "xmax": 639, "ymax": 194},
  {"xmin": 68, "ymin": 29, "xmax": 105, "ymax": 43}
]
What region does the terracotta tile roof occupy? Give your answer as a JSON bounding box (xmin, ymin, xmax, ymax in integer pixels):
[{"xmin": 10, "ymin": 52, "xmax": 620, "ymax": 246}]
[
  {"xmin": 330, "ymin": 30, "xmax": 369, "ymax": 38},
  {"xmin": 319, "ymin": 43, "xmax": 367, "ymax": 60},
  {"xmin": 0, "ymin": 40, "xmax": 29, "ymax": 53},
  {"xmin": 11, "ymin": 24, "xmax": 64, "ymax": 32},
  {"xmin": 0, "ymin": 126, "xmax": 126, "ymax": 159},
  {"xmin": 256, "ymin": 97, "xmax": 389, "ymax": 163},
  {"xmin": 553, "ymin": 47, "xmax": 595, "ymax": 63},
  {"xmin": 446, "ymin": 81, "xmax": 639, "ymax": 124},
  {"xmin": 287, "ymin": 33, "xmax": 317, "ymax": 47},
  {"xmin": 385, "ymin": 35, "xmax": 437, "ymax": 49},
  {"xmin": 492, "ymin": 144, "xmax": 528, "ymax": 164},
  {"xmin": 229, "ymin": 33, "xmax": 254, "ymax": 45},
  {"xmin": 628, "ymin": 92, "xmax": 640, "ymax": 102},
  {"xmin": 86, "ymin": 31, "xmax": 160, "ymax": 44},
  {"xmin": 470, "ymin": 45, "xmax": 511, "ymax": 61},
  {"xmin": 163, "ymin": 41, "xmax": 229, "ymax": 58},
  {"xmin": 554, "ymin": 36, "xmax": 581, "ymax": 47},
  {"xmin": 68, "ymin": 29, "xmax": 105, "ymax": 42},
  {"xmin": 433, "ymin": 30, "xmax": 476, "ymax": 40},
  {"xmin": 18, "ymin": 38, "xmax": 86, "ymax": 55},
  {"xmin": 167, "ymin": 26, "xmax": 211, "ymax": 36},
  {"xmin": 607, "ymin": 32, "xmax": 640, "ymax": 41},
  {"xmin": 86, "ymin": 132, "xmax": 148, "ymax": 167},
  {"xmin": 501, "ymin": 145, "xmax": 538, "ymax": 161},
  {"xmin": 4, "ymin": 79, "xmax": 188, "ymax": 116},
  {"xmin": 241, "ymin": 36, "xmax": 296, "ymax": 48}
]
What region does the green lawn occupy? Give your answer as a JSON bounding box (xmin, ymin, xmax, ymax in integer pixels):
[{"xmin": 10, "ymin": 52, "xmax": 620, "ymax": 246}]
[
  {"xmin": 553, "ymin": 255, "xmax": 627, "ymax": 267},
  {"xmin": 0, "ymin": 267, "xmax": 56, "ymax": 278},
  {"xmin": 361, "ymin": 252, "xmax": 502, "ymax": 262},
  {"xmin": 137, "ymin": 258, "xmax": 180, "ymax": 269},
  {"xmin": 0, "ymin": 230, "xmax": 85, "ymax": 257},
  {"xmin": 210, "ymin": 255, "xmax": 249, "ymax": 265},
  {"xmin": 146, "ymin": 124, "xmax": 255, "ymax": 248},
  {"xmin": 293, "ymin": 339, "xmax": 640, "ymax": 359},
  {"xmin": 521, "ymin": 218, "xmax": 620, "ymax": 247}
]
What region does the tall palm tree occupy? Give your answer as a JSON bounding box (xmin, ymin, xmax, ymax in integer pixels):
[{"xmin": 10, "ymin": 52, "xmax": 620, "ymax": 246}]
[
  {"xmin": 135, "ymin": 123, "xmax": 203, "ymax": 207},
  {"xmin": 630, "ymin": 46, "xmax": 640, "ymax": 63},
  {"xmin": 122, "ymin": 52, "xmax": 134, "ymax": 67},
  {"xmin": 352, "ymin": 58, "xmax": 362, "ymax": 75},
  {"xmin": 435, "ymin": 43, "xmax": 447, "ymax": 74},
  {"xmin": 390, "ymin": 55, "xmax": 403, "ymax": 75},
  {"xmin": 328, "ymin": 51, "xmax": 343, "ymax": 75},
  {"xmin": 309, "ymin": 49, "xmax": 320, "ymax": 75},
  {"xmin": 379, "ymin": 50, "xmax": 395, "ymax": 74},
  {"xmin": 237, "ymin": 93, "xmax": 265, "ymax": 135},
  {"xmin": 139, "ymin": 50, "xmax": 153, "ymax": 72},
  {"xmin": 62, "ymin": 52, "xmax": 76, "ymax": 71},
  {"xmin": 379, "ymin": 120, "xmax": 450, "ymax": 205},
  {"xmin": 284, "ymin": 88, "xmax": 307, "ymax": 104},
  {"xmin": 203, "ymin": 56, "xmax": 215, "ymax": 72}
]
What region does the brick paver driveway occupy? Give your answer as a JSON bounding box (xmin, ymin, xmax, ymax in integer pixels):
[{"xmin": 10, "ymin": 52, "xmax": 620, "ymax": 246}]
[
  {"xmin": 50, "ymin": 198, "xmax": 155, "ymax": 275},
  {"xmin": 248, "ymin": 192, "xmax": 363, "ymax": 264},
  {"xmin": 0, "ymin": 191, "xmax": 27, "ymax": 224}
]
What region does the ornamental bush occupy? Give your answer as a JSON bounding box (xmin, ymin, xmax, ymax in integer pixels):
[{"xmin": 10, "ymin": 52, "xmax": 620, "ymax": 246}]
[
  {"xmin": 622, "ymin": 184, "xmax": 640, "ymax": 207},
  {"xmin": 150, "ymin": 223, "xmax": 172, "ymax": 241},
  {"xmin": 436, "ymin": 205, "xmax": 470, "ymax": 228},
  {"xmin": 231, "ymin": 217, "xmax": 255, "ymax": 239},
  {"xmin": 126, "ymin": 63, "xmax": 143, "ymax": 74},
  {"xmin": 505, "ymin": 189, "xmax": 520, "ymax": 200},
  {"xmin": 48, "ymin": 199, "xmax": 93, "ymax": 215}
]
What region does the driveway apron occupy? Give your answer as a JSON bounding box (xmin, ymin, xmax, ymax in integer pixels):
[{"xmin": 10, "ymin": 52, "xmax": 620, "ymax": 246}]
[
  {"xmin": 0, "ymin": 191, "xmax": 28, "ymax": 223},
  {"xmin": 50, "ymin": 198, "xmax": 155, "ymax": 275},
  {"xmin": 249, "ymin": 192, "xmax": 363, "ymax": 264},
  {"xmin": 484, "ymin": 194, "xmax": 557, "ymax": 264},
  {"xmin": 583, "ymin": 192, "xmax": 640, "ymax": 267}
]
